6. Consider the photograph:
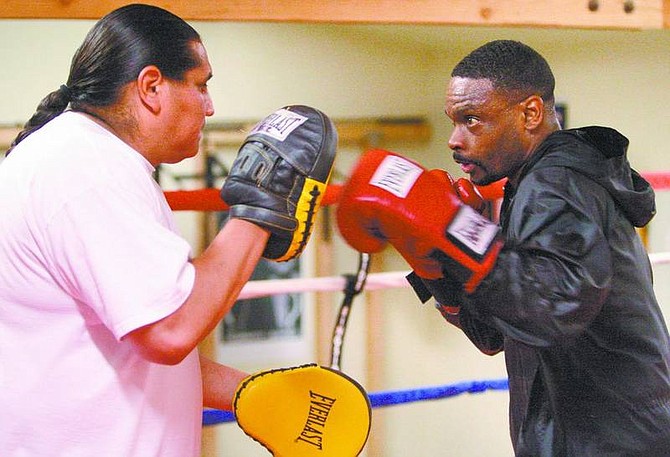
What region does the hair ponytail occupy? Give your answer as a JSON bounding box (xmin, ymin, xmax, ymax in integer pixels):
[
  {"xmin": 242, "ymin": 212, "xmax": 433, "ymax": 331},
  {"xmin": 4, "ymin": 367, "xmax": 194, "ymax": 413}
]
[{"xmin": 6, "ymin": 85, "xmax": 71, "ymax": 155}]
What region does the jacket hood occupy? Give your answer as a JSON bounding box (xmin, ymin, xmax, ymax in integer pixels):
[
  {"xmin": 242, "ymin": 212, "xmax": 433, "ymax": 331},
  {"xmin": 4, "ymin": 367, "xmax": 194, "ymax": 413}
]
[{"xmin": 525, "ymin": 126, "xmax": 656, "ymax": 227}]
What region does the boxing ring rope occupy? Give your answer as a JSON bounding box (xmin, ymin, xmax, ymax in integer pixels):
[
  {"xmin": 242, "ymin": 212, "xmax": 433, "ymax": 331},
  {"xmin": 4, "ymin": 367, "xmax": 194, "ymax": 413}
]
[
  {"xmin": 165, "ymin": 172, "xmax": 670, "ymax": 212},
  {"xmin": 232, "ymin": 252, "xmax": 670, "ymax": 301},
  {"xmin": 165, "ymin": 174, "xmax": 670, "ymax": 426},
  {"xmin": 203, "ymin": 379, "xmax": 511, "ymax": 425}
]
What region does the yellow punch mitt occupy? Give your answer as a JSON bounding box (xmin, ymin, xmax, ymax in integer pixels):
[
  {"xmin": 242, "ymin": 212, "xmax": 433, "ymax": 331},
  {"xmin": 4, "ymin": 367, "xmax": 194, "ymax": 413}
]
[{"xmin": 234, "ymin": 364, "xmax": 371, "ymax": 456}]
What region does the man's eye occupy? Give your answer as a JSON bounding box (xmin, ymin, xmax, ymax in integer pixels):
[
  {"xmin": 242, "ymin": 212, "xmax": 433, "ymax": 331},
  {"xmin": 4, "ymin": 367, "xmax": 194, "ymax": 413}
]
[{"xmin": 465, "ymin": 116, "xmax": 479, "ymax": 127}]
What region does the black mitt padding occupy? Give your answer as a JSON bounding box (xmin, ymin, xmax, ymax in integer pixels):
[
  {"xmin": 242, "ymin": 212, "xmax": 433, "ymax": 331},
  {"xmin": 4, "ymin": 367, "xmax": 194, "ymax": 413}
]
[{"xmin": 221, "ymin": 105, "xmax": 338, "ymax": 261}]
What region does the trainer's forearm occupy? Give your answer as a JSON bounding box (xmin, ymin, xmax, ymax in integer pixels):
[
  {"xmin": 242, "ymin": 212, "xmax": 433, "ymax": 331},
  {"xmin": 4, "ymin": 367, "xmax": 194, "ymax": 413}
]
[
  {"xmin": 124, "ymin": 219, "xmax": 269, "ymax": 364},
  {"xmin": 187, "ymin": 219, "xmax": 269, "ymax": 338},
  {"xmin": 201, "ymin": 355, "xmax": 248, "ymax": 410}
]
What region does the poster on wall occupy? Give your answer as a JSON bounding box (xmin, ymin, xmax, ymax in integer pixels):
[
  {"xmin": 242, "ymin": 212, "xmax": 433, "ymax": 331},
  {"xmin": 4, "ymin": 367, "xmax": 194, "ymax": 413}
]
[
  {"xmin": 221, "ymin": 257, "xmax": 303, "ymax": 342},
  {"xmin": 214, "ymin": 209, "xmax": 316, "ymax": 368}
]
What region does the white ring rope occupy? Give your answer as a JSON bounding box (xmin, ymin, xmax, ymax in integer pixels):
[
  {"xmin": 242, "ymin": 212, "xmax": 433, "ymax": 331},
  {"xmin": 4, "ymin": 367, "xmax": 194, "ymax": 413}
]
[
  {"xmin": 649, "ymin": 251, "xmax": 670, "ymax": 266},
  {"xmin": 238, "ymin": 270, "xmax": 409, "ymax": 299},
  {"xmin": 237, "ymin": 251, "xmax": 670, "ymax": 300}
]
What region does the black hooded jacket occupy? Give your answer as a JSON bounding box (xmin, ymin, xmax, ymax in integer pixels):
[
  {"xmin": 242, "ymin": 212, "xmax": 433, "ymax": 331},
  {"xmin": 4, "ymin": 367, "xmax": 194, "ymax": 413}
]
[{"xmin": 458, "ymin": 126, "xmax": 670, "ymax": 456}]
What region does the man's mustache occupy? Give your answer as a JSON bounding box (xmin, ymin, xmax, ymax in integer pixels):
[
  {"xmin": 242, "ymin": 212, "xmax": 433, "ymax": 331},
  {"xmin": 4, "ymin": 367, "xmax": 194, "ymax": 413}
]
[{"xmin": 452, "ymin": 153, "xmax": 481, "ymax": 168}]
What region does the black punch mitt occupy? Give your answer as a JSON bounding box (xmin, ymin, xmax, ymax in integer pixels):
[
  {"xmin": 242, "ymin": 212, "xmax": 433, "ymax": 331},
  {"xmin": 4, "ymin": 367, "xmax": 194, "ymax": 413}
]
[{"xmin": 220, "ymin": 105, "xmax": 338, "ymax": 261}]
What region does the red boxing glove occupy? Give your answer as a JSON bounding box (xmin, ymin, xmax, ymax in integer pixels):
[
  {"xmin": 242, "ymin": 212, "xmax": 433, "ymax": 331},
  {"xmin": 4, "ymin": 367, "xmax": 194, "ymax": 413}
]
[
  {"xmin": 428, "ymin": 170, "xmax": 491, "ymax": 215},
  {"xmin": 336, "ymin": 149, "xmax": 502, "ymax": 293},
  {"xmin": 453, "ymin": 177, "xmax": 487, "ymax": 213}
]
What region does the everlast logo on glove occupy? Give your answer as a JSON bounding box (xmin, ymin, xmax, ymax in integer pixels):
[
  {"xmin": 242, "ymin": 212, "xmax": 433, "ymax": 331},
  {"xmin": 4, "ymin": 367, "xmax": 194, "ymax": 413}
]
[
  {"xmin": 250, "ymin": 108, "xmax": 308, "ymax": 141},
  {"xmin": 447, "ymin": 205, "xmax": 499, "ymax": 258},
  {"xmin": 369, "ymin": 155, "xmax": 423, "ymax": 198},
  {"xmin": 295, "ymin": 391, "xmax": 337, "ymax": 450}
]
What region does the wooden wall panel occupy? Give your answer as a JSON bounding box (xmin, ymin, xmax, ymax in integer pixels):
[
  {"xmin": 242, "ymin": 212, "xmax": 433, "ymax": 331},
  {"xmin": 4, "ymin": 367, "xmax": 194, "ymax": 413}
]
[{"xmin": 0, "ymin": 0, "xmax": 666, "ymax": 29}]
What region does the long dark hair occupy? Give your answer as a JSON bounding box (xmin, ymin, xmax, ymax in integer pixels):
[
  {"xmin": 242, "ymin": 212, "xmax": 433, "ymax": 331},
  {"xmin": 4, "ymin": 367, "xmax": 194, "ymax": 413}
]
[{"xmin": 8, "ymin": 3, "xmax": 201, "ymax": 154}]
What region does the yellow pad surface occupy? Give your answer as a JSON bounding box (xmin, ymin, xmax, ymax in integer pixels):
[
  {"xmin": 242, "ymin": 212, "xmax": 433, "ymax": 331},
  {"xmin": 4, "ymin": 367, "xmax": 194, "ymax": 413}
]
[
  {"xmin": 274, "ymin": 175, "xmax": 329, "ymax": 262},
  {"xmin": 234, "ymin": 364, "xmax": 371, "ymax": 456}
]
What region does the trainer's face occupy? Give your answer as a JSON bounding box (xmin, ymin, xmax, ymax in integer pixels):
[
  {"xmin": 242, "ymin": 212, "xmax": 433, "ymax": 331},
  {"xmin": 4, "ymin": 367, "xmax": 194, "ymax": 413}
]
[
  {"xmin": 160, "ymin": 41, "xmax": 215, "ymax": 164},
  {"xmin": 444, "ymin": 77, "xmax": 529, "ymax": 186}
]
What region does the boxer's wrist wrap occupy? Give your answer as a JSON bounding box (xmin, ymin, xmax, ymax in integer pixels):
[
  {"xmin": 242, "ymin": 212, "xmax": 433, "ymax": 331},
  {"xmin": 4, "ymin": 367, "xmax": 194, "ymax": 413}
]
[
  {"xmin": 406, "ymin": 271, "xmax": 461, "ymax": 304},
  {"xmin": 406, "ymin": 271, "xmax": 462, "ymax": 315}
]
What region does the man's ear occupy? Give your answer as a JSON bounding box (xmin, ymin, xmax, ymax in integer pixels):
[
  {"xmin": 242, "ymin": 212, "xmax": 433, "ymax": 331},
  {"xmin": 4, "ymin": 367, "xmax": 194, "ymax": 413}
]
[
  {"xmin": 522, "ymin": 95, "xmax": 544, "ymax": 131},
  {"xmin": 136, "ymin": 65, "xmax": 163, "ymax": 113}
]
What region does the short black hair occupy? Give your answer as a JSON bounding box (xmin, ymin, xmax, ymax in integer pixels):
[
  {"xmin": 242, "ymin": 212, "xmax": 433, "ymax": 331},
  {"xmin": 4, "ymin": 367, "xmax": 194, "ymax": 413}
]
[{"xmin": 452, "ymin": 40, "xmax": 555, "ymax": 103}]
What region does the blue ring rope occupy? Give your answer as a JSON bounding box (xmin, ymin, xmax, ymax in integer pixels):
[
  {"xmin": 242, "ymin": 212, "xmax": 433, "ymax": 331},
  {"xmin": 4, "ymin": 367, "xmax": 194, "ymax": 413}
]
[{"xmin": 202, "ymin": 378, "xmax": 508, "ymax": 426}]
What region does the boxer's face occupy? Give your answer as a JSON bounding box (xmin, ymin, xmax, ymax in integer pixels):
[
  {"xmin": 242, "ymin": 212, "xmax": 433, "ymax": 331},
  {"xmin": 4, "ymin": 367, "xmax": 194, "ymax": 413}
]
[
  {"xmin": 444, "ymin": 77, "xmax": 529, "ymax": 186},
  {"xmin": 159, "ymin": 41, "xmax": 214, "ymax": 164}
]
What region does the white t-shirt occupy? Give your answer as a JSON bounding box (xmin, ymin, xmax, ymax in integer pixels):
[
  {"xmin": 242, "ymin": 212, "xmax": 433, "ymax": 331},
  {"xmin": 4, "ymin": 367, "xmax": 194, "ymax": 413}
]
[{"xmin": 0, "ymin": 112, "xmax": 201, "ymax": 456}]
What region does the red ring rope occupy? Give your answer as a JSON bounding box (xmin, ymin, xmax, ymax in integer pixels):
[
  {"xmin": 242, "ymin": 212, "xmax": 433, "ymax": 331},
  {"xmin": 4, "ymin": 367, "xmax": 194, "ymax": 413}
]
[
  {"xmin": 164, "ymin": 173, "xmax": 669, "ymax": 212},
  {"xmin": 165, "ymin": 183, "xmax": 342, "ymax": 212}
]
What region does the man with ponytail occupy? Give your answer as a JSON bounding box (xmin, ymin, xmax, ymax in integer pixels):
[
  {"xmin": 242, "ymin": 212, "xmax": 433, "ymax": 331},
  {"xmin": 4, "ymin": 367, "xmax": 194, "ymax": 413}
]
[{"xmin": 0, "ymin": 4, "xmax": 340, "ymax": 456}]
